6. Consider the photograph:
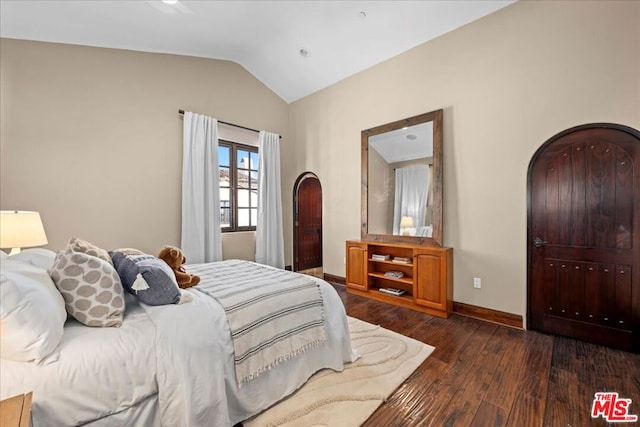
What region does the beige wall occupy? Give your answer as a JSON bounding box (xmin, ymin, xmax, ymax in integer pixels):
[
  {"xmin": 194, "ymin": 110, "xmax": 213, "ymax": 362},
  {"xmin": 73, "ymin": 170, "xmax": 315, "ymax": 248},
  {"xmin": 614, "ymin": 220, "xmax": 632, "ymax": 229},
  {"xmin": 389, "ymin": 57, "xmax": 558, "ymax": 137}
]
[
  {"xmin": 2, "ymin": 1, "xmax": 639, "ymax": 320},
  {"xmin": 288, "ymin": 0, "xmax": 640, "ymax": 318},
  {"xmin": 0, "ymin": 39, "xmax": 290, "ymax": 260}
]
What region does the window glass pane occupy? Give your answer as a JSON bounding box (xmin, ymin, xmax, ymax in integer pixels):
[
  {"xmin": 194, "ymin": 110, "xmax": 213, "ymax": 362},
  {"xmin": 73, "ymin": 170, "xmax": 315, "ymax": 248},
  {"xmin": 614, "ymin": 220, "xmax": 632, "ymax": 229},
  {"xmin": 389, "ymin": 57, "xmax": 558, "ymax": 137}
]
[
  {"xmin": 219, "ymin": 146, "xmax": 230, "ymax": 167},
  {"xmin": 219, "ymin": 167, "xmax": 230, "ymax": 187},
  {"xmin": 238, "ymin": 189, "xmax": 250, "ymax": 208},
  {"xmin": 250, "ymin": 152, "xmax": 259, "ymax": 170},
  {"xmin": 237, "ymin": 150, "xmax": 249, "ymax": 169},
  {"xmin": 220, "ymin": 208, "xmax": 231, "ymax": 228},
  {"xmin": 250, "ymin": 172, "xmax": 258, "ymax": 189},
  {"xmin": 250, "ymin": 208, "xmax": 257, "ymax": 226},
  {"xmin": 250, "ymin": 190, "xmax": 258, "ymax": 207},
  {"xmin": 237, "ymin": 170, "xmax": 250, "ymax": 189},
  {"xmin": 219, "ymin": 188, "xmax": 230, "ymax": 203},
  {"xmin": 238, "ymin": 208, "xmax": 250, "ymax": 227}
]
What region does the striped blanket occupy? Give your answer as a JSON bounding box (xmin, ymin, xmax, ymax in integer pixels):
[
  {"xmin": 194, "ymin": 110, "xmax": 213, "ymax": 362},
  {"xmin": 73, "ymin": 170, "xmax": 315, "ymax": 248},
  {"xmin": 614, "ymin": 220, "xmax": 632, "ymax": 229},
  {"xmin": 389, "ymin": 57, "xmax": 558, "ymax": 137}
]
[{"xmin": 187, "ymin": 260, "xmax": 327, "ymax": 386}]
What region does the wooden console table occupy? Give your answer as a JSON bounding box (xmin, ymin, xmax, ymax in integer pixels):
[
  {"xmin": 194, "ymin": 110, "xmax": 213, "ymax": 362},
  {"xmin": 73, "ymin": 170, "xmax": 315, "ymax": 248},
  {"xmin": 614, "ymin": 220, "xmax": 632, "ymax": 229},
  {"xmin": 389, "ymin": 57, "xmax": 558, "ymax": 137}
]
[{"xmin": 346, "ymin": 240, "xmax": 453, "ymax": 318}]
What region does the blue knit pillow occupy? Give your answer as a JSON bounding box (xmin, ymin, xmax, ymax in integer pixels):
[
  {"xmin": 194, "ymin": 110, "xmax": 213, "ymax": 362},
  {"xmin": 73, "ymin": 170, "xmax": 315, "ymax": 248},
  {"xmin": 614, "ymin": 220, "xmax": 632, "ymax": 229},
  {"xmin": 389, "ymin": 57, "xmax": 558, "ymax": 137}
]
[{"xmin": 109, "ymin": 249, "xmax": 181, "ymax": 306}]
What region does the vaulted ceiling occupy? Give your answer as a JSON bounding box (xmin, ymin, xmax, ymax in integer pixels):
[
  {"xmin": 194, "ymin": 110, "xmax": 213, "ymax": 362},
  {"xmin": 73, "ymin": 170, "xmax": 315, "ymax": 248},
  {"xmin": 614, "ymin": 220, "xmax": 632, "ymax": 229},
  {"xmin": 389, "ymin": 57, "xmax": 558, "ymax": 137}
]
[{"xmin": 0, "ymin": 0, "xmax": 515, "ymax": 103}]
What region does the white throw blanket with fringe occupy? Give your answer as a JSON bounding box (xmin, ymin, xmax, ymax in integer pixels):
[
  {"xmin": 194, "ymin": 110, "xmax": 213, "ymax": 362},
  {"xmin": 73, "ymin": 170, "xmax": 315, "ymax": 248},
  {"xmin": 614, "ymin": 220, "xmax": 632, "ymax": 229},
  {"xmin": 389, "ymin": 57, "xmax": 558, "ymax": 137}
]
[{"xmin": 188, "ymin": 260, "xmax": 327, "ymax": 386}]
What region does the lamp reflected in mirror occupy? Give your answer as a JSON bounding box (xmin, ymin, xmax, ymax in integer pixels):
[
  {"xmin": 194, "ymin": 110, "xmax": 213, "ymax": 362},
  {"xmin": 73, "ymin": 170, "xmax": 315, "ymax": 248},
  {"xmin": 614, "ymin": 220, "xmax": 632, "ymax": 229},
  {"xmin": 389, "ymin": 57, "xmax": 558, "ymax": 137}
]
[{"xmin": 399, "ymin": 216, "xmax": 414, "ymax": 236}]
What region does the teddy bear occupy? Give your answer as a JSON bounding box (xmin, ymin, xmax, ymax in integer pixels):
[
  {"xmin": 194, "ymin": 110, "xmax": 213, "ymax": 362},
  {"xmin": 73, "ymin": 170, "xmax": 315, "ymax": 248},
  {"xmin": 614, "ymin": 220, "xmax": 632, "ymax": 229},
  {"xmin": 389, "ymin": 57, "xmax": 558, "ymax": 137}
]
[{"xmin": 157, "ymin": 245, "xmax": 200, "ymax": 288}]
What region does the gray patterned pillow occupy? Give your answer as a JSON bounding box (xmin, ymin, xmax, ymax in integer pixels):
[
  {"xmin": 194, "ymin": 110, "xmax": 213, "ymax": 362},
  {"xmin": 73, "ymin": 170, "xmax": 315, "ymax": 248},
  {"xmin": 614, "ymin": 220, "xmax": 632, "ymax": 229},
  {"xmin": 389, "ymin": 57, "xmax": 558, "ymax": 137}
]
[
  {"xmin": 109, "ymin": 249, "xmax": 181, "ymax": 306},
  {"xmin": 49, "ymin": 248, "xmax": 125, "ymax": 327},
  {"xmin": 67, "ymin": 237, "xmax": 113, "ymax": 266}
]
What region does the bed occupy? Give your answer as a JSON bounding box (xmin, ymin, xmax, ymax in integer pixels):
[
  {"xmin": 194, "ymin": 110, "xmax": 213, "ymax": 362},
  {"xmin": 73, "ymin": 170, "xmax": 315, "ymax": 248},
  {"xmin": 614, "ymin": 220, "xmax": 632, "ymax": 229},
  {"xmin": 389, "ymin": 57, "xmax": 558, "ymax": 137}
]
[{"xmin": 0, "ymin": 244, "xmax": 355, "ymax": 427}]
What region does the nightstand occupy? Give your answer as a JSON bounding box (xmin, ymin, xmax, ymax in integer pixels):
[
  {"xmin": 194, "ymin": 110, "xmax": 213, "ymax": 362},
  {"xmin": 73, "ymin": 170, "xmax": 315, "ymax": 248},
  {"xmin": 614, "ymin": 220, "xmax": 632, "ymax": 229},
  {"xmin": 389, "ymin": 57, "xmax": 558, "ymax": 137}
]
[{"xmin": 0, "ymin": 392, "xmax": 32, "ymax": 427}]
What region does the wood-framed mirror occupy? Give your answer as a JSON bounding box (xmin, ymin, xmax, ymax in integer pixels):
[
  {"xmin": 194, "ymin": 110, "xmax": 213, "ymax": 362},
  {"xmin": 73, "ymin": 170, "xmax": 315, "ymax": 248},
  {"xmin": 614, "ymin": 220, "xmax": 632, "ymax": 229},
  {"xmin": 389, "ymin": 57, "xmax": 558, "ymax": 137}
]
[{"xmin": 361, "ymin": 109, "xmax": 443, "ymax": 246}]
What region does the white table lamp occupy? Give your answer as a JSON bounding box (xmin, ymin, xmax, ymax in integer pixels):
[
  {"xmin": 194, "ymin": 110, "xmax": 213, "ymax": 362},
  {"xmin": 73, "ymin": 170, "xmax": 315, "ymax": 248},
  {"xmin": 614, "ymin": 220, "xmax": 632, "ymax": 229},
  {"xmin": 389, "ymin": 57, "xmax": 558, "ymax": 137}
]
[
  {"xmin": 400, "ymin": 216, "xmax": 414, "ymax": 236},
  {"xmin": 0, "ymin": 211, "xmax": 48, "ymax": 255}
]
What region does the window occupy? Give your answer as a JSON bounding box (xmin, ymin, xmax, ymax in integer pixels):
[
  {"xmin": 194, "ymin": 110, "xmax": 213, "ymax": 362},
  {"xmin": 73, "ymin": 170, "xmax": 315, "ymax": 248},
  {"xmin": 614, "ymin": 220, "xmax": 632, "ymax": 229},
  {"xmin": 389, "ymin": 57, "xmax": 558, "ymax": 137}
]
[{"xmin": 218, "ymin": 140, "xmax": 259, "ymax": 232}]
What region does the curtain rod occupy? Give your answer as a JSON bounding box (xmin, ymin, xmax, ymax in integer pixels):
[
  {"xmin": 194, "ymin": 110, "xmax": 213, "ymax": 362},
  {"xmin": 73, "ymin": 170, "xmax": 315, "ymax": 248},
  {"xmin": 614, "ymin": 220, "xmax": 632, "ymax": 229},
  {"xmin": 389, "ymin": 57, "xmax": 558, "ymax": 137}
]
[{"xmin": 178, "ymin": 109, "xmax": 280, "ymax": 139}]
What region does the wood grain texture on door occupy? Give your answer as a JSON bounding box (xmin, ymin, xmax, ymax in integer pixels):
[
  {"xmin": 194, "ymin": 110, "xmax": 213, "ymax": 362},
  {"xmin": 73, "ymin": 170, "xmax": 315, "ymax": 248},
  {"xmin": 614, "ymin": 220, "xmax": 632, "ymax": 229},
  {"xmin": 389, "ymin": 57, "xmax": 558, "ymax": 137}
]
[
  {"xmin": 293, "ymin": 173, "xmax": 323, "ymax": 272},
  {"xmin": 528, "ymin": 124, "xmax": 639, "ymax": 352}
]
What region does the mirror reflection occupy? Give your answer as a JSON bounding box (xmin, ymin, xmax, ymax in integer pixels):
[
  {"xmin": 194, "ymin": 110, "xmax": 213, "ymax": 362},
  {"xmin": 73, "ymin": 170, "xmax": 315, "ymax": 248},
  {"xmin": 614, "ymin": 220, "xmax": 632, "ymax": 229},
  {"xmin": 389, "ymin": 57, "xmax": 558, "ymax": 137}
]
[
  {"xmin": 361, "ymin": 109, "xmax": 442, "ymax": 246},
  {"xmin": 367, "ymin": 122, "xmax": 434, "ymax": 237}
]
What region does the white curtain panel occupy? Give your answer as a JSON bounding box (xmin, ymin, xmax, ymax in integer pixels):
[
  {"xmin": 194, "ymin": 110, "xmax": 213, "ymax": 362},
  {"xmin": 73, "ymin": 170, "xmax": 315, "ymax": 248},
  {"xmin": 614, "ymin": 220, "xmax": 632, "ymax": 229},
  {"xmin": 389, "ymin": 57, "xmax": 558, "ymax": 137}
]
[
  {"xmin": 181, "ymin": 112, "xmax": 222, "ymax": 263},
  {"xmin": 392, "ymin": 165, "xmax": 430, "ymax": 235},
  {"xmin": 255, "ymin": 131, "xmax": 285, "ymax": 268}
]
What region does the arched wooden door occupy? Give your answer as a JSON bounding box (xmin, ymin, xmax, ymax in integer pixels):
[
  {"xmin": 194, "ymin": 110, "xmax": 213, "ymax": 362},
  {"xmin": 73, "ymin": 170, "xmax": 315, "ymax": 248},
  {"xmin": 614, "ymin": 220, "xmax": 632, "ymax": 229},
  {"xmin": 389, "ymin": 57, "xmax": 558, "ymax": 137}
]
[
  {"xmin": 528, "ymin": 123, "xmax": 639, "ymax": 352},
  {"xmin": 293, "ymin": 173, "xmax": 322, "ymax": 272}
]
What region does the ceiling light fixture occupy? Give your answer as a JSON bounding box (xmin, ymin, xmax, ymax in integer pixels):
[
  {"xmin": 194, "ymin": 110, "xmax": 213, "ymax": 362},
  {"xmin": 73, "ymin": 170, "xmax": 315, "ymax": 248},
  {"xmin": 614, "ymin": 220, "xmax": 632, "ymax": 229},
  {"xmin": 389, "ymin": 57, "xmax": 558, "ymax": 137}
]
[
  {"xmin": 299, "ymin": 48, "xmax": 310, "ymax": 58},
  {"xmin": 162, "ymin": 0, "xmax": 178, "ymax": 4}
]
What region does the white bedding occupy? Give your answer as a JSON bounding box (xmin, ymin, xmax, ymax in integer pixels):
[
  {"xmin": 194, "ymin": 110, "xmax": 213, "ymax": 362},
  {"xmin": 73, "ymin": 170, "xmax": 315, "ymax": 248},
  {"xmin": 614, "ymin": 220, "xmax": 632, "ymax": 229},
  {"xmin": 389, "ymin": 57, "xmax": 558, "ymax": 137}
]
[
  {"xmin": 0, "ymin": 260, "xmax": 354, "ymax": 427},
  {"xmin": 0, "ymin": 293, "xmax": 158, "ymax": 426},
  {"xmin": 150, "ymin": 260, "xmax": 354, "ymax": 426}
]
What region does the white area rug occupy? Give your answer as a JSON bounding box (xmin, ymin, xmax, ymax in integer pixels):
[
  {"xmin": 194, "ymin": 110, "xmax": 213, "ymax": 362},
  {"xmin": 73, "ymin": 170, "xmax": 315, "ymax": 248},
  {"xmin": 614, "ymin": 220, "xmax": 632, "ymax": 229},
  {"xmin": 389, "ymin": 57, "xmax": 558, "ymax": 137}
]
[{"xmin": 244, "ymin": 316, "xmax": 434, "ymax": 427}]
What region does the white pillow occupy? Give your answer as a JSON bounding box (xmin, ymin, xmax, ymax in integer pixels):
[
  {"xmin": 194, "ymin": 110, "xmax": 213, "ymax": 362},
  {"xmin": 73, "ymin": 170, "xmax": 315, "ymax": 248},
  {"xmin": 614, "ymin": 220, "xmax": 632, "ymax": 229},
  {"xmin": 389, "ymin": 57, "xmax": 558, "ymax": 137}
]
[
  {"xmin": 425, "ymin": 225, "xmax": 433, "ymax": 238},
  {"xmin": 416, "ymin": 226, "xmax": 434, "ymax": 238},
  {"xmin": 0, "ymin": 259, "xmax": 67, "ymax": 362},
  {"xmin": 8, "ymin": 248, "xmax": 57, "ymax": 270}
]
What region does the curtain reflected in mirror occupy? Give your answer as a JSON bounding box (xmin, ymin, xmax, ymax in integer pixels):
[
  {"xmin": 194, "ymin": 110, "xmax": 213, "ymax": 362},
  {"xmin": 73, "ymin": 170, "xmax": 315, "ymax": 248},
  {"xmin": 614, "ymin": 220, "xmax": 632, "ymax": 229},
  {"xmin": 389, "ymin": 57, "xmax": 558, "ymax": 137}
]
[
  {"xmin": 393, "ymin": 166, "xmax": 432, "ymax": 236},
  {"xmin": 367, "ymin": 122, "xmax": 433, "ymax": 237}
]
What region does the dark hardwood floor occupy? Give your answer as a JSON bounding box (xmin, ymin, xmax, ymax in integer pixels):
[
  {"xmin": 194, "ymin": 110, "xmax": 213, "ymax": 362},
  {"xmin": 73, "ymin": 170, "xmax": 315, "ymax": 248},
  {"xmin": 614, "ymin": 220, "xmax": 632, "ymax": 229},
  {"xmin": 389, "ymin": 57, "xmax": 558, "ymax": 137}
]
[{"xmin": 331, "ymin": 284, "xmax": 640, "ymax": 427}]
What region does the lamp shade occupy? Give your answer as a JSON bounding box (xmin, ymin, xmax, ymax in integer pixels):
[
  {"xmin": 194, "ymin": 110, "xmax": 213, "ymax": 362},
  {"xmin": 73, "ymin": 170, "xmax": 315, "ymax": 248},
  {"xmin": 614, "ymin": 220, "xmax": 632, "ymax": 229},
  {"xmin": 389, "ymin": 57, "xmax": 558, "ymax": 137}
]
[
  {"xmin": 399, "ymin": 216, "xmax": 414, "ymax": 228},
  {"xmin": 0, "ymin": 211, "xmax": 48, "ymax": 254}
]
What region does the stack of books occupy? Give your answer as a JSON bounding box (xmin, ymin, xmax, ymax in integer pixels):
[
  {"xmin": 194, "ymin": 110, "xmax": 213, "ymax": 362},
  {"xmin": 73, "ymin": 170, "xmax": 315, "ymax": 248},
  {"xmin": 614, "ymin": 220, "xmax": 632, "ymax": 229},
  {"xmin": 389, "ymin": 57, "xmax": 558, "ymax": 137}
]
[
  {"xmin": 392, "ymin": 256, "xmax": 412, "ymax": 264},
  {"xmin": 371, "ymin": 253, "xmax": 390, "ymax": 261},
  {"xmin": 379, "ymin": 287, "xmax": 406, "ymax": 296},
  {"xmin": 384, "ymin": 270, "xmax": 404, "ymax": 279}
]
